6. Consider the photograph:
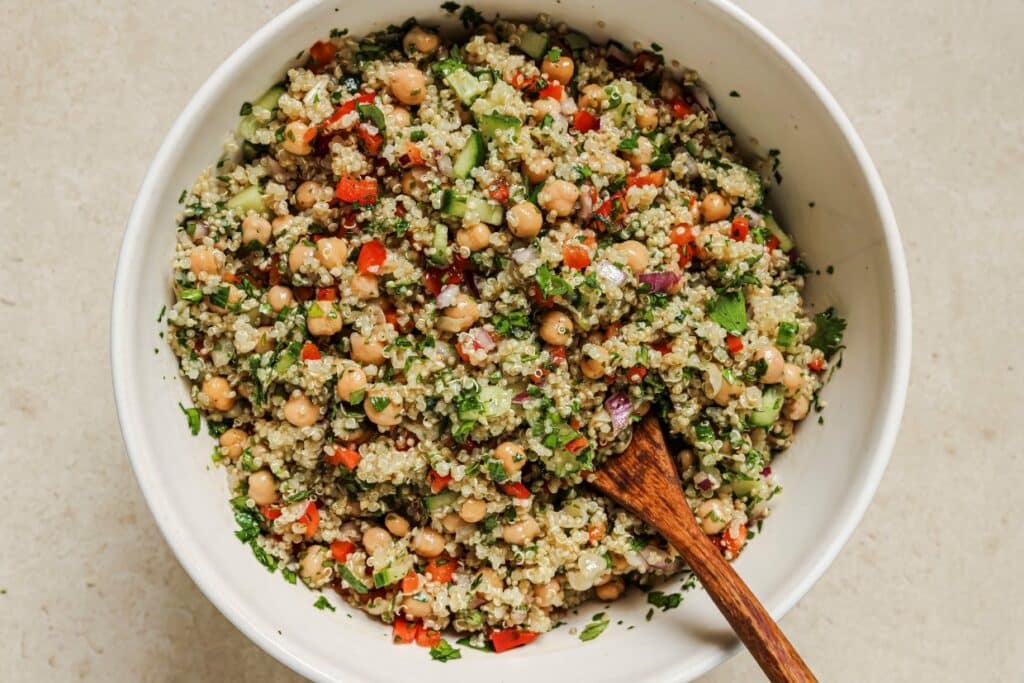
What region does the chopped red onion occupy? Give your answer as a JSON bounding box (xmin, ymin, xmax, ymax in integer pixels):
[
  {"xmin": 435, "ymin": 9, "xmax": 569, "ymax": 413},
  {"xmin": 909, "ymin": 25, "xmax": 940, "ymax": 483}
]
[
  {"xmin": 512, "ymin": 247, "xmax": 539, "ymax": 265},
  {"xmin": 511, "ymin": 391, "xmax": 530, "ymax": 404},
  {"xmin": 605, "ymin": 393, "xmax": 633, "ymax": 433},
  {"xmin": 436, "ymin": 284, "xmax": 459, "ymax": 308},
  {"xmin": 761, "ymin": 467, "xmax": 772, "ymax": 477},
  {"xmin": 191, "ymin": 220, "xmax": 209, "ymax": 241},
  {"xmin": 697, "ymin": 477, "xmax": 714, "ymax": 491},
  {"xmin": 579, "ymin": 187, "xmax": 593, "ymax": 221},
  {"xmin": 470, "ymin": 327, "xmax": 496, "ymax": 351},
  {"xmin": 596, "ymin": 260, "xmax": 626, "ymax": 286},
  {"xmin": 638, "ymin": 271, "xmax": 680, "ymax": 292}
]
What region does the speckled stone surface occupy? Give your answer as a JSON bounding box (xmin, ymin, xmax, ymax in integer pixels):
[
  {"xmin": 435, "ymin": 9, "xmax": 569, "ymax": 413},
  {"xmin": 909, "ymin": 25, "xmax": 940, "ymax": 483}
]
[{"xmin": 1, "ymin": 1, "xmax": 1021, "ymax": 680}]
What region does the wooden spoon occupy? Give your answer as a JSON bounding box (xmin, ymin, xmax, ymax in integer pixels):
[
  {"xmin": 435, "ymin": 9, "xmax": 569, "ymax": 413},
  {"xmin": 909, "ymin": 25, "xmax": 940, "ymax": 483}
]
[{"xmin": 590, "ymin": 414, "xmax": 816, "ymax": 682}]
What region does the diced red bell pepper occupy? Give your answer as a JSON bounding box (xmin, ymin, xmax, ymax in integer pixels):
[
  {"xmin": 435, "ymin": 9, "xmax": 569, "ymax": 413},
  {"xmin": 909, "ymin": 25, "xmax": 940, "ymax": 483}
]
[
  {"xmin": 538, "ymin": 83, "xmax": 563, "ymax": 101},
  {"xmin": 548, "ymin": 346, "xmax": 566, "ymax": 364},
  {"xmin": 626, "ymin": 366, "xmax": 647, "ymax": 383},
  {"xmin": 725, "ymin": 334, "xmax": 744, "ymax": 354},
  {"xmin": 356, "ymin": 239, "xmax": 387, "ymax": 274},
  {"xmin": 501, "ymin": 482, "xmax": 531, "ymax": 499},
  {"xmin": 401, "ymin": 571, "xmax": 419, "ymax": 594},
  {"xmin": 300, "ymin": 341, "xmax": 321, "ymax": 361},
  {"xmin": 669, "ymin": 97, "xmax": 692, "ymax": 119},
  {"xmin": 405, "ymin": 142, "xmax": 425, "ymax": 166},
  {"xmin": 356, "ymin": 124, "xmax": 383, "ymax": 155},
  {"xmin": 766, "ymin": 234, "xmax": 781, "ymax": 252},
  {"xmin": 392, "ymin": 618, "xmax": 418, "ymax": 644},
  {"xmin": 322, "ymin": 91, "xmax": 376, "ymax": 129},
  {"xmin": 297, "ymin": 502, "xmax": 320, "ymax": 538},
  {"xmin": 489, "ymin": 182, "xmax": 510, "ymax": 204},
  {"xmin": 652, "ymin": 340, "xmax": 673, "ymax": 354},
  {"xmin": 330, "ymin": 540, "xmax": 355, "ymax": 562},
  {"xmin": 309, "ymin": 40, "xmax": 337, "ymax": 66},
  {"xmin": 425, "ymin": 556, "xmax": 458, "ymax": 583},
  {"xmin": 416, "ymin": 628, "xmax": 442, "ymax": 648},
  {"xmin": 316, "ymin": 287, "xmax": 337, "ymax": 301},
  {"xmin": 335, "ymin": 176, "xmax": 378, "ymax": 206},
  {"xmin": 489, "ymin": 629, "xmax": 538, "ymax": 653},
  {"xmin": 572, "ymin": 110, "xmax": 599, "ymax": 133},
  {"xmin": 565, "ymin": 437, "xmax": 588, "ymax": 454},
  {"xmin": 327, "ymin": 446, "xmax": 361, "ymax": 470},
  {"xmin": 808, "ymin": 357, "xmax": 825, "ymax": 372},
  {"xmin": 670, "ymin": 224, "xmax": 697, "ymax": 267},
  {"xmin": 730, "ymin": 216, "xmax": 750, "ymax": 241},
  {"xmin": 626, "ymin": 169, "xmax": 666, "ymax": 188},
  {"xmin": 562, "ymin": 244, "xmax": 590, "ymax": 270},
  {"xmin": 428, "ymin": 469, "xmax": 452, "ymax": 493},
  {"xmin": 719, "ymin": 523, "xmax": 748, "ymax": 555},
  {"xmin": 260, "ymin": 505, "xmax": 282, "ymax": 520}
]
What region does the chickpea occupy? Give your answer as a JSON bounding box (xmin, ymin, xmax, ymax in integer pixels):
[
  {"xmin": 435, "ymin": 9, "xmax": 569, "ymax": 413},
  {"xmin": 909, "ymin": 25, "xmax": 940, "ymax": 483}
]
[
  {"xmin": 635, "ymin": 101, "xmax": 659, "ymax": 131},
  {"xmin": 283, "ymin": 391, "xmax": 318, "ymax": 427},
  {"xmin": 782, "ymin": 363, "xmax": 804, "ymax": 396},
  {"xmin": 534, "ymin": 580, "xmax": 563, "ymax": 608},
  {"xmin": 541, "ymin": 54, "xmax": 575, "ymax": 84},
  {"xmin": 578, "ymin": 84, "xmax": 603, "ymax": 111},
  {"xmin": 241, "ymin": 214, "xmax": 272, "ymax": 245},
  {"xmin": 411, "ymin": 528, "xmax": 446, "ymax": 558},
  {"xmin": 254, "ymin": 326, "xmax": 274, "ymax": 353},
  {"xmin": 608, "ymin": 240, "xmax": 649, "ymax": 274},
  {"xmin": 531, "ymin": 97, "xmax": 562, "ymax": 123},
  {"xmin": 755, "ymin": 346, "xmax": 785, "ymax": 384},
  {"xmin": 701, "ymin": 192, "xmax": 731, "ymax": 222},
  {"xmin": 248, "ymin": 469, "xmax": 278, "ymax": 505},
  {"xmin": 523, "ymin": 155, "xmax": 554, "ymax": 184},
  {"xmin": 403, "ymin": 26, "xmax": 440, "ymax": 56},
  {"xmin": 678, "ymin": 448, "xmax": 696, "ymax": 473},
  {"xmin": 506, "ymin": 201, "xmax": 543, "ymax": 238},
  {"xmin": 362, "ymin": 526, "xmax": 393, "ymax": 554},
  {"xmin": 458, "ymin": 498, "xmax": 487, "ymax": 524},
  {"xmin": 364, "ymin": 389, "xmax": 403, "ymax": 427},
  {"xmin": 267, "ymin": 285, "xmax": 293, "ymax": 312},
  {"xmin": 271, "ymin": 214, "xmax": 293, "ymax": 236},
  {"xmin": 350, "ymin": 331, "xmax": 386, "ymax": 365},
  {"xmin": 538, "ymin": 179, "xmax": 579, "ymax": 217},
  {"xmin": 442, "ymin": 513, "xmax": 466, "ymax": 532},
  {"xmin": 627, "ymin": 136, "xmax": 655, "ymax": 169},
  {"xmin": 218, "ymin": 428, "xmax": 248, "ymax": 460},
  {"xmin": 315, "ymin": 237, "xmax": 348, "ymax": 269},
  {"xmin": 456, "ymin": 223, "xmax": 491, "ymax": 252},
  {"xmin": 189, "ymin": 245, "xmax": 221, "ymax": 278},
  {"xmin": 401, "ymin": 167, "xmax": 429, "ymax": 201},
  {"xmin": 343, "ymin": 273, "xmax": 378, "ymax": 301},
  {"xmin": 307, "ymin": 300, "xmax": 342, "ymax": 336},
  {"xmin": 714, "ymin": 378, "xmax": 743, "ymax": 407},
  {"xmin": 495, "ymin": 441, "xmax": 527, "ymax": 475},
  {"xmin": 389, "ymin": 106, "xmax": 412, "ymax": 129},
  {"xmin": 335, "ymin": 367, "xmax": 368, "ymax": 402},
  {"xmin": 389, "ymin": 65, "xmax": 427, "ymax": 105},
  {"xmin": 595, "ymin": 576, "xmax": 625, "ymax": 601},
  {"xmin": 299, "ymin": 546, "xmax": 331, "ymax": 586},
  {"xmin": 784, "ymin": 395, "xmax": 810, "ymax": 421},
  {"xmin": 202, "ymin": 376, "xmax": 235, "ymax": 412},
  {"xmin": 295, "ymin": 180, "xmax": 322, "ymax": 210},
  {"xmin": 282, "ymin": 121, "xmax": 313, "ymax": 155},
  {"xmin": 438, "ymin": 294, "xmax": 480, "ymax": 333},
  {"xmin": 477, "ymin": 568, "xmax": 502, "ymax": 592},
  {"xmin": 401, "ymin": 595, "xmax": 432, "ymax": 619},
  {"xmin": 385, "ymin": 513, "xmax": 411, "ymax": 537},
  {"xmin": 580, "ymin": 346, "xmax": 609, "ymax": 379},
  {"xmin": 502, "ymin": 516, "xmax": 541, "ymax": 545},
  {"xmin": 697, "ymin": 498, "xmax": 732, "ymax": 534},
  {"xmin": 288, "ymin": 242, "xmax": 315, "ymax": 273},
  {"xmin": 539, "ymin": 310, "xmax": 573, "ymax": 346}
]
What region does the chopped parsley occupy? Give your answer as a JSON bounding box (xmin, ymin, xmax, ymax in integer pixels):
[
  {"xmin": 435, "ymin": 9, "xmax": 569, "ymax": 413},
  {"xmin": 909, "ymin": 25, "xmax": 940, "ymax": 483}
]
[
  {"xmin": 178, "ymin": 403, "xmax": 201, "ymax": 435},
  {"xmin": 250, "ymin": 541, "xmax": 279, "ymax": 572},
  {"xmin": 647, "ymin": 590, "xmax": 683, "ymax": 611},
  {"xmin": 808, "ymin": 307, "xmax": 847, "ymax": 358},
  {"xmin": 579, "ymin": 614, "xmax": 610, "ymax": 641},
  {"xmin": 369, "ymin": 395, "xmax": 391, "ymax": 412},
  {"xmin": 707, "ymin": 290, "xmax": 747, "ymax": 334},
  {"xmin": 281, "ymin": 568, "xmax": 298, "ymax": 584},
  {"xmin": 535, "ymin": 265, "xmax": 571, "ymax": 298},
  {"xmin": 233, "ymin": 507, "xmax": 261, "ymax": 542},
  {"xmin": 429, "ymin": 639, "xmax": 462, "ymax": 662},
  {"xmin": 313, "ymin": 596, "xmax": 336, "ymax": 611},
  {"xmin": 494, "ymin": 311, "xmax": 531, "ymax": 338}
]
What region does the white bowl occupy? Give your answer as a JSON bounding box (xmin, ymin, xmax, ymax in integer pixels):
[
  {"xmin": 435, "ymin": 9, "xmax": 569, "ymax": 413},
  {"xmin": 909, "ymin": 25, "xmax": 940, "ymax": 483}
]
[{"xmin": 111, "ymin": 0, "xmax": 910, "ymax": 680}]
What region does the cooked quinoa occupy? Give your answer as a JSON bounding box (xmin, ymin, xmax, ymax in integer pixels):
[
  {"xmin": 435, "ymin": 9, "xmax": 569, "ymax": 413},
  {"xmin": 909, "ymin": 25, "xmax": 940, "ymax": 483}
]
[{"xmin": 166, "ymin": 14, "xmax": 844, "ymax": 651}]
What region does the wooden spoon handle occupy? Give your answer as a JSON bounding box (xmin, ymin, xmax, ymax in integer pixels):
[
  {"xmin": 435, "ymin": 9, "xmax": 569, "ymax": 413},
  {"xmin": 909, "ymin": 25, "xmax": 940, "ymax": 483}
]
[{"xmin": 655, "ymin": 502, "xmax": 816, "ymax": 682}]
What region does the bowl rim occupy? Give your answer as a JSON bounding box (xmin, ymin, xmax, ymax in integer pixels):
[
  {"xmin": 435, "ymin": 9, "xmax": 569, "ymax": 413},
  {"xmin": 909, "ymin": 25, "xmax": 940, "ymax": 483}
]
[{"xmin": 110, "ymin": 0, "xmax": 911, "ymax": 680}]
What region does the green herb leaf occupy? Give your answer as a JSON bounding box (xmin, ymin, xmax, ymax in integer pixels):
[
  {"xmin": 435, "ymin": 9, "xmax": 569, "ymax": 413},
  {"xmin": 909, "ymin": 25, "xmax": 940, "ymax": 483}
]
[
  {"xmin": 179, "ymin": 288, "xmax": 203, "ymax": 303},
  {"xmin": 313, "ymin": 595, "xmax": 336, "ymax": 611},
  {"xmin": 233, "ymin": 508, "xmax": 262, "ymax": 542},
  {"xmin": 647, "ymin": 590, "xmax": 683, "ymax": 611},
  {"xmin": 370, "ymin": 395, "xmax": 391, "ymax": 412},
  {"xmin": 178, "ymin": 403, "xmax": 201, "ymax": 435},
  {"xmin": 545, "ymin": 47, "xmax": 562, "ymax": 62},
  {"xmin": 579, "ymin": 616, "xmax": 610, "ymax": 641},
  {"xmin": 356, "ymin": 103, "xmax": 387, "ymax": 136},
  {"xmin": 337, "ymin": 565, "xmax": 369, "ymax": 594},
  {"xmin": 535, "ymin": 265, "xmax": 571, "ymax": 299},
  {"xmin": 808, "ymin": 307, "xmax": 846, "ymax": 358},
  {"xmin": 250, "ymin": 540, "xmax": 279, "ymax": 572},
  {"xmin": 707, "ymin": 290, "xmax": 747, "ymax": 334},
  {"xmin": 776, "ymin": 321, "xmax": 798, "ymax": 347},
  {"xmin": 239, "ymin": 102, "xmax": 253, "ymax": 116},
  {"xmin": 429, "ymin": 639, "xmax": 462, "ymax": 662},
  {"xmin": 456, "ymin": 634, "xmax": 494, "ymax": 651},
  {"xmin": 282, "ymin": 568, "xmax": 298, "ymax": 584},
  {"xmin": 494, "ymin": 311, "xmax": 531, "ymax": 338}
]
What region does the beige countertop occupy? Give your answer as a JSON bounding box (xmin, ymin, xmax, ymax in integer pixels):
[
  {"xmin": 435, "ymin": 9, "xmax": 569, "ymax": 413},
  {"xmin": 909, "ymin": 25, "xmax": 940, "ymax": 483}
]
[{"xmin": 1, "ymin": 0, "xmax": 1021, "ymax": 680}]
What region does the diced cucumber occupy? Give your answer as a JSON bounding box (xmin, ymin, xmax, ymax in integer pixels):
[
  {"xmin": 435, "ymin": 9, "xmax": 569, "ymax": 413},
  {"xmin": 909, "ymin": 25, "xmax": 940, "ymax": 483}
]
[
  {"xmin": 763, "ymin": 213, "xmax": 793, "ymax": 252},
  {"xmin": 441, "ymin": 190, "xmax": 503, "ymax": 226},
  {"xmin": 750, "ymin": 386, "xmax": 784, "ymax": 427},
  {"xmin": 480, "ymin": 385, "xmax": 511, "ymax": 417},
  {"xmin": 518, "ymin": 30, "xmax": 549, "ymax": 60},
  {"xmin": 225, "ymin": 185, "xmax": 268, "ymax": 216},
  {"xmin": 731, "ymin": 475, "xmax": 758, "ymax": 498},
  {"xmin": 373, "ymin": 566, "xmax": 396, "ymax": 588},
  {"xmin": 441, "ymin": 189, "xmax": 469, "ymax": 217},
  {"xmin": 424, "ymin": 490, "xmax": 458, "ymax": 511},
  {"xmin": 445, "ymin": 69, "xmax": 489, "ymax": 105},
  {"xmin": 430, "ymin": 223, "xmax": 451, "ymax": 266},
  {"xmin": 453, "ymin": 131, "xmax": 485, "ymax": 179},
  {"xmin": 477, "ymin": 112, "xmax": 521, "ymax": 140},
  {"xmin": 565, "ymin": 32, "xmax": 590, "ymax": 51},
  {"xmin": 255, "ymin": 85, "xmax": 286, "ymax": 111},
  {"xmin": 466, "ymin": 196, "xmax": 503, "ymax": 226}
]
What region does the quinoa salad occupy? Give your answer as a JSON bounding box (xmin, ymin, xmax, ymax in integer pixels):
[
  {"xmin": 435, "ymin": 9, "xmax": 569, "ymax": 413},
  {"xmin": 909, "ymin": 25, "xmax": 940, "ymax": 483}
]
[{"xmin": 166, "ymin": 12, "xmax": 846, "ymax": 656}]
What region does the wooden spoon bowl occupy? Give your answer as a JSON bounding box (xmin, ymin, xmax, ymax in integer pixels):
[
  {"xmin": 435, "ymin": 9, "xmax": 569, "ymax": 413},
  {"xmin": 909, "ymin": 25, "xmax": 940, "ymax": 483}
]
[{"xmin": 591, "ymin": 414, "xmax": 816, "ymax": 682}]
